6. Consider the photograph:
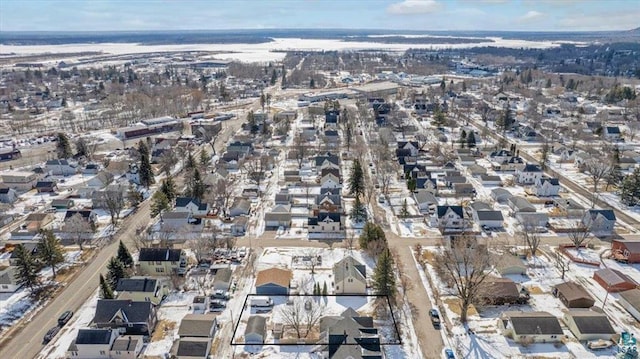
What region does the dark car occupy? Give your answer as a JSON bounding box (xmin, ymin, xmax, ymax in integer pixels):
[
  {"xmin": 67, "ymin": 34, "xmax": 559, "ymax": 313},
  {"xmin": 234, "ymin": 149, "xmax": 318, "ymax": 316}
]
[
  {"xmin": 209, "ymin": 299, "xmax": 226, "ymax": 312},
  {"xmin": 58, "ymin": 310, "xmax": 74, "ymax": 327},
  {"xmin": 43, "ymin": 326, "xmax": 60, "ymax": 344}
]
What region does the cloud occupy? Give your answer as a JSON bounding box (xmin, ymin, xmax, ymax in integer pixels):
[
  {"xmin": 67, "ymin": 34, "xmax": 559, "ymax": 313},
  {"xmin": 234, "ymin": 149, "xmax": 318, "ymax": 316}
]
[
  {"xmin": 387, "ymin": 0, "xmax": 442, "ymax": 15},
  {"xmin": 520, "ymin": 10, "xmax": 543, "ymax": 21},
  {"xmin": 558, "ymin": 10, "xmax": 640, "ymax": 30}
]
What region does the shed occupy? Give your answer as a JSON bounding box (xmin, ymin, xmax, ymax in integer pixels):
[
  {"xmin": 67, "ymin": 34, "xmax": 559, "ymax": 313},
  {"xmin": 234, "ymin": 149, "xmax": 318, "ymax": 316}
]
[
  {"xmin": 593, "ymin": 268, "xmax": 637, "ymax": 292},
  {"xmin": 255, "ymin": 268, "xmax": 291, "ymax": 295},
  {"xmin": 491, "ymin": 188, "xmax": 513, "ymax": 203},
  {"xmin": 619, "ymin": 289, "xmax": 640, "ymax": 321},
  {"xmin": 563, "ymin": 311, "xmax": 615, "ymax": 341},
  {"xmin": 244, "ymin": 316, "xmax": 267, "ymax": 344},
  {"xmin": 480, "ymin": 277, "xmax": 521, "ymax": 305},
  {"xmin": 178, "ymin": 313, "xmax": 218, "ymax": 338},
  {"xmin": 553, "ymin": 282, "xmax": 595, "ymax": 308},
  {"xmin": 212, "ymin": 267, "xmax": 233, "ymax": 291},
  {"xmin": 495, "ymin": 254, "xmax": 526, "ymax": 276}
]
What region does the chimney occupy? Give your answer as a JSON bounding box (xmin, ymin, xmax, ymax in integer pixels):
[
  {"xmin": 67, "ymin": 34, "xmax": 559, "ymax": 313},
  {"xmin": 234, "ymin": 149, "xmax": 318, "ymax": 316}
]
[{"xmin": 343, "ymin": 330, "xmax": 348, "ymax": 344}]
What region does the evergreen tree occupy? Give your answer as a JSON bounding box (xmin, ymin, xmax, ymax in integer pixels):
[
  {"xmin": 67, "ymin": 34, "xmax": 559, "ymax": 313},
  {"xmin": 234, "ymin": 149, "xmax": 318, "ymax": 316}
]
[
  {"xmin": 400, "ymin": 199, "xmax": 409, "ymax": 219},
  {"xmin": 270, "ymin": 69, "xmax": 277, "ymax": 85},
  {"xmin": 185, "ymin": 168, "xmax": 206, "ymax": 201},
  {"xmin": 199, "ymin": 149, "xmax": 209, "ymax": 167},
  {"xmin": 433, "ymin": 108, "xmax": 446, "ymax": 127},
  {"xmin": 373, "ymin": 248, "xmax": 396, "ymax": 297},
  {"xmin": 117, "ymin": 241, "xmax": 134, "ymax": 268},
  {"xmin": 322, "ymin": 281, "xmax": 328, "ymax": 296},
  {"xmin": 406, "ymin": 175, "xmax": 417, "ymax": 192},
  {"xmin": 466, "ymin": 131, "xmax": 476, "ymax": 148},
  {"xmin": 185, "ymin": 151, "xmax": 196, "ymax": 170},
  {"xmin": 349, "ymin": 196, "xmax": 368, "ymax": 223},
  {"xmin": 310, "ymin": 78, "xmax": 315, "ymax": 88},
  {"xmin": 348, "ymin": 159, "xmax": 365, "ymax": 197},
  {"xmin": 160, "ymin": 177, "xmax": 177, "ymax": 203},
  {"xmin": 314, "ymin": 283, "xmax": 320, "ymax": 296},
  {"xmin": 621, "ymin": 167, "xmax": 640, "ymax": 206},
  {"xmin": 99, "ymin": 273, "xmax": 114, "ymax": 299},
  {"xmin": 459, "ymin": 129, "xmax": 467, "ymax": 148},
  {"xmin": 56, "ymin": 132, "xmax": 73, "ymax": 159},
  {"xmin": 545, "ymin": 78, "xmax": 552, "ymax": 88},
  {"xmin": 359, "ymin": 222, "xmax": 387, "ymax": 257},
  {"xmin": 496, "ymin": 103, "xmax": 513, "ymax": 134},
  {"xmin": 127, "ymin": 184, "xmax": 143, "ymax": 207},
  {"xmin": 13, "ymin": 244, "xmax": 40, "ymax": 292},
  {"xmin": 151, "ymin": 190, "xmax": 170, "ymax": 217},
  {"xmin": 462, "ymin": 81, "xmax": 467, "ymax": 92},
  {"xmin": 138, "ymin": 141, "xmax": 154, "ymax": 188},
  {"xmin": 107, "ymin": 257, "xmax": 128, "ymax": 289},
  {"xmin": 37, "ymin": 229, "xmax": 65, "ymax": 279}
]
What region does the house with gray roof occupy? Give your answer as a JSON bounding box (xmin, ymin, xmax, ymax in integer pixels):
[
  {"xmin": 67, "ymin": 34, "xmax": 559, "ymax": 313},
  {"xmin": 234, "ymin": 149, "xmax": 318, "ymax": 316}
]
[
  {"xmin": 582, "ymin": 209, "xmax": 616, "ymax": 236},
  {"xmin": 92, "ymin": 300, "xmax": 157, "ymax": 336},
  {"xmin": 173, "ymin": 337, "xmax": 211, "ymax": 359},
  {"xmin": 229, "ymin": 198, "xmax": 251, "ymax": 217},
  {"xmin": 491, "ymin": 188, "xmax": 513, "ymax": 203},
  {"xmin": 508, "ymin": 196, "xmax": 536, "ymax": 213},
  {"xmin": 318, "ymin": 307, "xmax": 382, "ymax": 359},
  {"xmin": 178, "ymin": 313, "xmax": 218, "ymax": 338},
  {"xmin": 563, "ymin": 311, "xmax": 615, "ymax": 341},
  {"xmin": 67, "ymin": 329, "xmax": 118, "ymax": 359},
  {"xmin": 244, "ymin": 316, "xmax": 267, "ymax": 344},
  {"xmin": 480, "ymin": 174, "xmax": 502, "ymax": 186},
  {"xmin": 516, "ymin": 164, "xmax": 543, "ymax": 185},
  {"xmin": 414, "ymin": 190, "xmax": 438, "ymax": 214},
  {"xmin": 333, "ymin": 256, "xmax": 367, "ymax": 294},
  {"xmin": 109, "ymin": 335, "xmax": 144, "ymax": 359},
  {"xmin": 500, "ymin": 311, "xmax": 563, "ymax": 344},
  {"xmin": 469, "ymin": 201, "xmax": 504, "ymax": 229},
  {"xmin": 115, "ymin": 277, "xmax": 168, "ymax": 305},
  {"xmin": 533, "ymin": 177, "xmax": 560, "ymax": 197},
  {"xmin": 265, "ymin": 204, "xmax": 292, "ymax": 230},
  {"xmin": 619, "ymin": 289, "xmax": 640, "ymax": 321},
  {"xmin": 0, "ymin": 266, "xmax": 19, "ymax": 293}
]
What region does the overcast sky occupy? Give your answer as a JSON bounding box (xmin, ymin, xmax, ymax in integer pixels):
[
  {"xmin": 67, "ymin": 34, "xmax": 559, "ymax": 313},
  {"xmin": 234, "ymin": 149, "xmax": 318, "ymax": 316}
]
[{"xmin": 1, "ymin": 0, "xmax": 638, "ymax": 32}]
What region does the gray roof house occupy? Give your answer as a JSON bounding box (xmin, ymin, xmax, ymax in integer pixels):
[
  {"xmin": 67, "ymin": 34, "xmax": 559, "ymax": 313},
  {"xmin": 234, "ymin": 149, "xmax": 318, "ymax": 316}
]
[
  {"xmin": 500, "ymin": 311, "xmax": 563, "ymax": 343},
  {"xmin": 470, "ymin": 201, "xmax": 504, "ymax": 228},
  {"xmin": 319, "ymin": 307, "xmax": 382, "ymax": 359},
  {"xmin": 109, "ymin": 335, "xmax": 144, "ymax": 358},
  {"xmin": 491, "ymin": 188, "xmax": 513, "ymax": 203},
  {"xmin": 582, "ymin": 209, "xmax": 616, "ymax": 236},
  {"xmin": 173, "ymin": 337, "xmax": 211, "ymax": 359},
  {"xmin": 92, "ymin": 299, "xmax": 157, "ymax": 336},
  {"xmin": 508, "ymin": 196, "xmax": 536, "ymax": 213},
  {"xmin": 229, "ymin": 198, "xmax": 251, "ymax": 217},
  {"xmin": 178, "ymin": 313, "xmax": 218, "ymax": 338},
  {"xmin": 413, "ymin": 190, "xmax": 438, "ymax": 214},
  {"xmin": 563, "ymin": 310, "xmax": 615, "ymax": 341},
  {"xmin": 333, "ymin": 256, "xmax": 367, "ymax": 295},
  {"xmin": 244, "ymin": 316, "xmax": 267, "ymax": 344},
  {"xmin": 67, "ymin": 329, "xmax": 118, "ymax": 359}
]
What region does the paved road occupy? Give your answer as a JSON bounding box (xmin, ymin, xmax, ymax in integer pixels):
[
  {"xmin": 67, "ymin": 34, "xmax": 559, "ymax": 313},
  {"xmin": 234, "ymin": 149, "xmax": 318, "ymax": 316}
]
[{"xmin": 0, "ymin": 200, "xmax": 151, "ymax": 359}]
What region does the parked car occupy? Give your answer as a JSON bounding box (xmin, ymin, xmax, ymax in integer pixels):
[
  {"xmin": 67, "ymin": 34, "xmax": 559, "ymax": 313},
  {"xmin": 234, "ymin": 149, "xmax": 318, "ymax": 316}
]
[
  {"xmin": 43, "ymin": 326, "xmax": 60, "ymax": 344},
  {"xmin": 443, "ymin": 348, "xmax": 455, "ymax": 359},
  {"xmin": 250, "ymin": 296, "xmax": 273, "ymax": 307},
  {"xmin": 430, "ymin": 308, "xmax": 441, "ymax": 329},
  {"xmin": 211, "ymin": 290, "xmax": 230, "ymax": 300},
  {"xmin": 57, "ymin": 310, "xmax": 74, "ymax": 327},
  {"xmin": 209, "ymin": 299, "xmax": 226, "ymax": 311}
]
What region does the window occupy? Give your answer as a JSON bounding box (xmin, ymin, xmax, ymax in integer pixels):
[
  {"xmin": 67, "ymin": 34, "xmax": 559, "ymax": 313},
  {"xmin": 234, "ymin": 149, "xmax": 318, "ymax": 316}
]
[
  {"xmin": 155, "ymin": 267, "xmax": 164, "ymax": 273},
  {"xmin": 99, "ymin": 351, "xmax": 106, "ymax": 355},
  {"xmin": 1, "ymin": 285, "xmax": 7, "ymax": 289},
  {"xmin": 116, "ymin": 351, "xmax": 121, "ymax": 355}
]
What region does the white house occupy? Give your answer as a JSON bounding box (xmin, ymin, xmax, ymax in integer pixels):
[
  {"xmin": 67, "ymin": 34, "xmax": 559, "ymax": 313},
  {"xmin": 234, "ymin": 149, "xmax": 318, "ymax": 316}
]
[
  {"xmin": 499, "ymin": 311, "xmax": 563, "ymax": 344},
  {"xmin": 45, "ymin": 159, "xmax": 77, "ymax": 176},
  {"xmin": 68, "ymin": 329, "xmax": 118, "ymax": 359},
  {"xmin": 0, "ymin": 188, "xmax": 18, "ymax": 204},
  {"xmin": 432, "ymin": 206, "xmax": 466, "ymax": 233},
  {"xmin": 563, "ymin": 311, "xmax": 615, "ymax": 342},
  {"xmin": 469, "ymin": 202, "xmax": 504, "ymax": 229},
  {"xmin": 333, "ymin": 256, "xmax": 367, "ymax": 295},
  {"xmin": 604, "ymin": 126, "xmax": 622, "ymax": 141},
  {"xmin": 582, "ymin": 209, "xmax": 616, "ymax": 236},
  {"xmin": 414, "ymin": 190, "xmax": 438, "ymax": 214},
  {"xmin": 320, "ymin": 172, "xmax": 341, "ymax": 189},
  {"xmin": 516, "ymin": 164, "xmax": 543, "ymax": 185},
  {"xmin": 397, "ymin": 141, "xmax": 420, "ymax": 157},
  {"xmin": 533, "ymin": 177, "xmax": 560, "ymax": 197},
  {"xmin": 0, "ymin": 267, "xmax": 20, "ymax": 292},
  {"xmin": 174, "ymin": 197, "xmax": 209, "ymax": 217}
]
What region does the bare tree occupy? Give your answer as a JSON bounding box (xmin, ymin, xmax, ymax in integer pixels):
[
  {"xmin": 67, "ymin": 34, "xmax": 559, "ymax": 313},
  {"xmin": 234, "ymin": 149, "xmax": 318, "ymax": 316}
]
[
  {"xmin": 584, "ymin": 159, "xmax": 612, "ymax": 195},
  {"xmin": 567, "ymin": 220, "xmax": 591, "ymax": 249},
  {"xmin": 344, "ymin": 231, "xmax": 356, "ymax": 252},
  {"xmin": 206, "ymin": 176, "xmax": 237, "ymax": 217},
  {"xmin": 243, "ymin": 155, "xmax": 269, "ymax": 195},
  {"xmin": 278, "ymin": 297, "xmax": 324, "ymax": 339},
  {"xmin": 293, "ymin": 134, "xmax": 307, "ymax": 169},
  {"xmin": 103, "ymin": 186, "xmax": 126, "ymax": 225},
  {"xmin": 305, "ymin": 249, "xmax": 321, "ymax": 275},
  {"xmin": 434, "ymin": 235, "xmax": 493, "ymax": 322},
  {"xmin": 519, "ymin": 219, "xmax": 541, "ymax": 258},
  {"xmin": 553, "ymin": 250, "xmax": 570, "ymax": 280},
  {"xmin": 190, "ymin": 226, "xmax": 221, "ymax": 263},
  {"xmin": 63, "ymin": 213, "xmax": 94, "ymax": 251},
  {"xmin": 159, "ymin": 150, "xmax": 178, "ymax": 176}
]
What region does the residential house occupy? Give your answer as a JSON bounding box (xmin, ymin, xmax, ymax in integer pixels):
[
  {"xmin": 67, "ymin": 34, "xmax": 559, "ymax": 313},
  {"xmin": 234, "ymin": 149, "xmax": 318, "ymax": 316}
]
[
  {"xmin": 0, "ymin": 266, "xmax": 19, "ymax": 292},
  {"xmin": 479, "ymin": 175, "xmax": 502, "ymax": 186},
  {"xmin": 92, "ymin": 299, "xmax": 157, "ymax": 336},
  {"xmin": 174, "ymin": 197, "xmax": 209, "ymax": 217},
  {"xmin": 508, "ymin": 196, "xmax": 536, "ymax": 213},
  {"xmin": 325, "ymin": 110, "xmax": 339, "ymax": 128},
  {"xmin": 397, "ymin": 141, "xmax": 420, "ymax": 157},
  {"xmin": 255, "ymin": 268, "xmax": 292, "ymax": 295},
  {"xmin": 137, "ymin": 248, "xmax": 187, "ymax": 276},
  {"xmin": 553, "ymin": 198, "xmax": 584, "ymax": 218},
  {"xmin": 320, "ymin": 170, "xmax": 341, "ymax": 189},
  {"xmin": 91, "ymin": 185, "xmax": 128, "ymax": 209},
  {"xmin": 51, "ymin": 198, "xmax": 74, "ymax": 210},
  {"xmin": 212, "ymin": 267, "xmax": 233, "ymax": 292},
  {"xmin": 0, "ymin": 171, "xmax": 37, "ymax": 191},
  {"xmin": 432, "ymin": 206, "xmax": 466, "ymax": 233},
  {"xmin": 499, "ymin": 311, "xmax": 563, "ymax": 344},
  {"xmin": 274, "ymin": 192, "xmax": 292, "ymax": 206},
  {"xmin": 178, "ymin": 313, "xmax": 218, "ymax": 338},
  {"xmin": 0, "ymin": 188, "xmax": 18, "ymax": 204},
  {"xmin": 563, "ymin": 311, "xmax": 615, "ymax": 341},
  {"xmin": 593, "ymin": 268, "xmax": 637, "ymax": 292},
  {"xmin": 35, "ymin": 180, "xmax": 57, "ymax": 193},
  {"xmin": 413, "ymin": 190, "xmax": 438, "ymax": 215},
  {"xmin": 115, "ymin": 277, "xmax": 169, "ymax": 305},
  {"xmin": 470, "ymin": 202, "xmax": 504, "ymax": 229},
  {"xmin": 125, "ymin": 163, "xmax": 141, "ymax": 185},
  {"xmin": 618, "ymin": 157, "xmax": 637, "ymax": 170},
  {"xmin": 231, "ymin": 216, "xmax": 248, "ymax": 236},
  {"xmin": 582, "ymin": 209, "xmax": 616, "ymax": 236},
  {"xmin": 553, "ymin": 282, "xmax": 595, "ymax": 308},
  {"xmin": 24, "ymin": 212, "xmax": 54, "ymax": 231},
  {"xmin": 110, "ymin": 335, "xmax": 144, "ymax": 359},
  {"xmin": 315, "ymin": 153, "xmax": 340, "ymax": 172},
  {"xmin": 479, "ymin": 277, "xmax": 521, "ymax": 305},
  {"xmin": 489, "ymin": 149, "xmax": 514, "ymax": 164},
  {"xmin": 516, "ymin": 164, "xmax": 543, "ymax": 185},
  {"xmin": 491, "ymin": 188, "xmax": 513, "ymax": 203},
  {"xmin": 315, "ymin": 193, "xmax": 342, "ymax": 213},
  {"xmin": 87, "ymin": 171, "xmax": 114, "ymax": 189},
  {"xmin": 318, "ymin": 307, "xmax": 383, "ymax": 359},
  {"xmin": 619, "ymin": 289, "xmax": 640, "ymax": 321},
  {"xmin": 443, "ymin": 176, "xmax": 466, "ymax": 188},
  {"xmin": 495, "ymin": 255, "xmax": 526, "ymax": 276},
  {"xmin": 244, "ymin": 316, "xmax": 267, "ymax": 344},
  {"xmin": 229, "ymin": 198, "xmax": 251, "ymax": 217},
  {"xmin": 173, "ymin": 337, "xmax": 211, "ymax": 359},
  {"xmin": 160, "ymin": 211, "xmax": 194, "ymax": 232},
  {"xmin": 264, "ymin": 205, "xmax": 292, "ymax": 230},
  {"xmin": 67, "ymin": 329, "xmax": 118, "ymax": 359},
  {"xmin": 324, "ymin": 130, "xmax": 339, "ymax": 146},
  {"xmin": 308, "ymin": 212, "xmax": 344, "ymax": 239},
  {"xmin": 467, "ymin": 164, "xmax": 488, "ymax": 177},
  {"xmin": 612, "ymin": 239, "xmax": 640, "ymax": 264},
  {"xmin": 46, "ymin": 159, "xmax": 77, "ymax": 176},
  {"xmin": 604, "ymin": 126, "xmax": 621, "ymax": 141},
  {"xmin": 559, "ymin": 149, "xmax": 576, "ymax": 162},
  {"xmin": 333, "ymin": 256, "xmax": 367, "ymax": 295},
  {"xmin": 533, "ymin": 177, "xmax": 560, "ymax": 197},
  {"xmin": 83, "ymin": 163, "xmax": 100, "ymax": 175},
  {"xmin": 515, "ymin": 212, "xmax": 549, "ymax": 229}
]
